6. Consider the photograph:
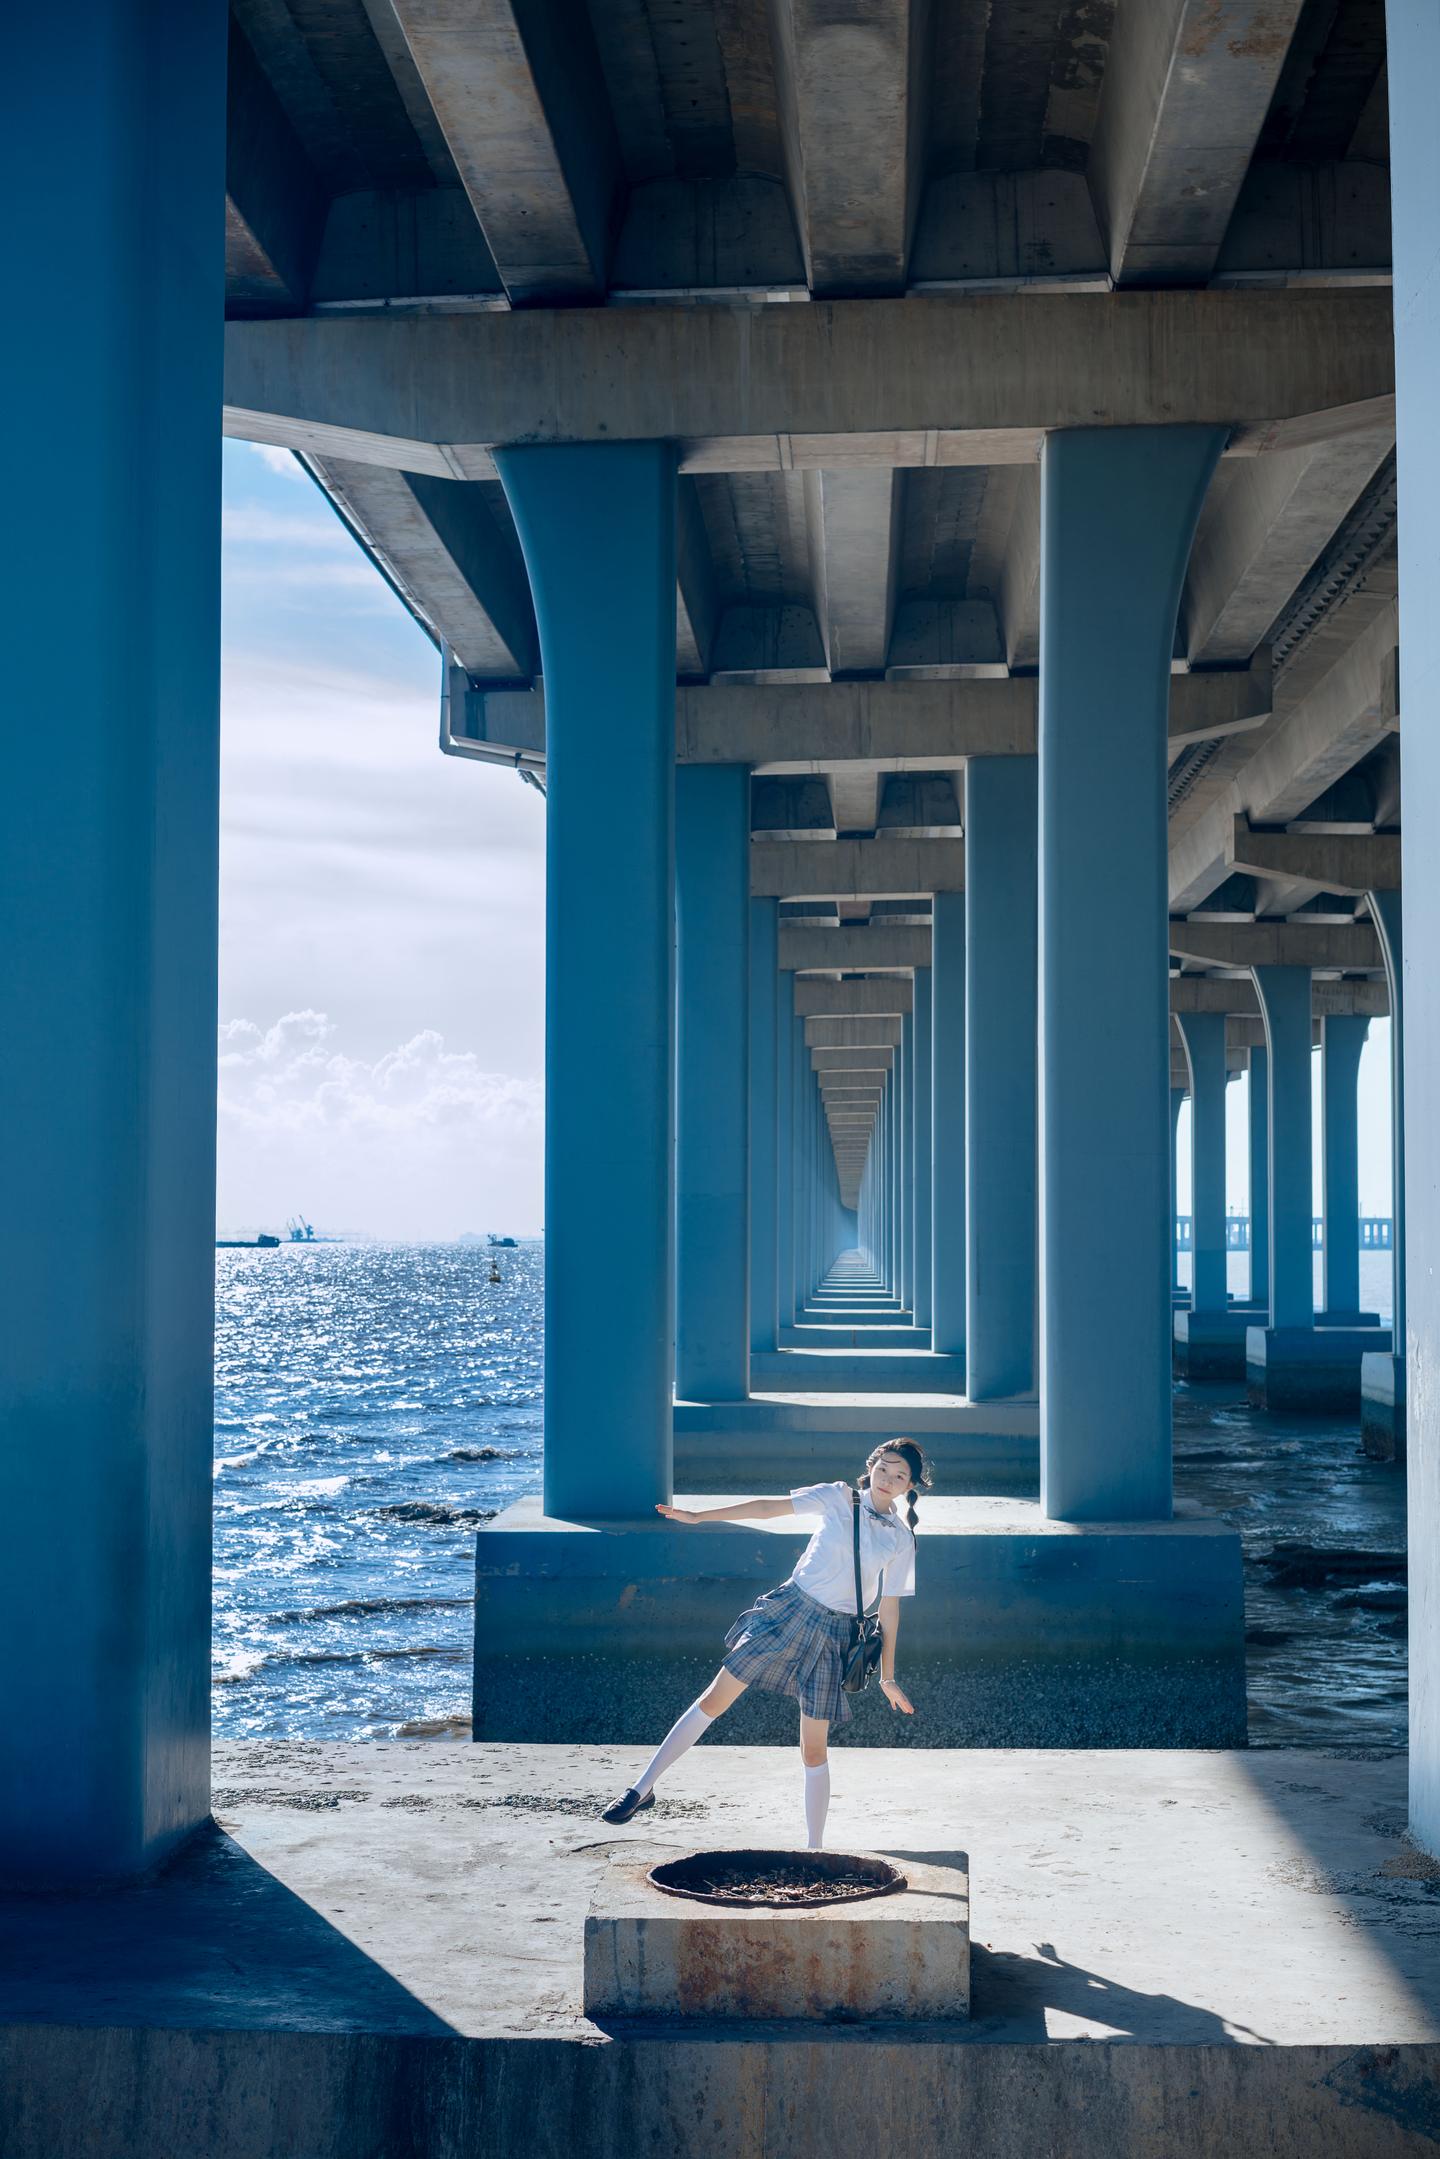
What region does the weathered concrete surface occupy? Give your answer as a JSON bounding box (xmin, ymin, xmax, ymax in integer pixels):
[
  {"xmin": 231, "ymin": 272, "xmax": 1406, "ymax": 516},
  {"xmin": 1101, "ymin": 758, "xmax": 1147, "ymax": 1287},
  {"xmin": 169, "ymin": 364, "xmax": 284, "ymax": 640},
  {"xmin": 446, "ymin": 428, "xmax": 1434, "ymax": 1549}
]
[
  {"xmin": 1174, "ymin": 1307, "xmax": 1253, "ymax": 1381},
  {"xmin": 471, "ymin": 1496, "xmax": 1245, "ymax": 1747},
  {"xmin": 2, "ymin": 1744, "xmax": 1439, "ymax": 2157},
  {"xmin": 584, "ymin": 1847, "xmax": 969, "ymax": 2021}
]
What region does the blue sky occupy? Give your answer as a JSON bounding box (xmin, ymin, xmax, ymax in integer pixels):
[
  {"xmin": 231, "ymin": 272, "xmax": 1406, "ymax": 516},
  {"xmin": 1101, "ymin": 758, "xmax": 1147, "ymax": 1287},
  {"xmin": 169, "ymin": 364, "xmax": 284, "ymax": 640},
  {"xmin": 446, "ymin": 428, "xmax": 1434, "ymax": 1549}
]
[
  {"xmin": 218, "ymin": 440, "xmax": 545, "ymax": 1239},
  {"xmin": 219, "ymin": 435, "xmax": 1394, "ymax": 1237}
]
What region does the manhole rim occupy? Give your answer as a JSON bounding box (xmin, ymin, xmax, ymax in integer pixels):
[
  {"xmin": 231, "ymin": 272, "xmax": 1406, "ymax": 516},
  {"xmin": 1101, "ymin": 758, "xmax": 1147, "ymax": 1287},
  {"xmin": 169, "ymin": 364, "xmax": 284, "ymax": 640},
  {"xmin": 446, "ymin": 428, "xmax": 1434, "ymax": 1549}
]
[{"xmin": 647, "ymin": 1847, "xmax": 909, "ymax": 1909}]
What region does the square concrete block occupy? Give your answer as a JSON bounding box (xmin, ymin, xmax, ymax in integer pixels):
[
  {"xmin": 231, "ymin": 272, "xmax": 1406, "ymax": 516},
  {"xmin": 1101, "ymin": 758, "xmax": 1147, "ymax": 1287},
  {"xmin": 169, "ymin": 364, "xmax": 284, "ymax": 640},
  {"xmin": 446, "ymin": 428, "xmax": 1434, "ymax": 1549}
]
[{"xmin": 583, "ymin": 1847, "xmax": 970, "ymax": 2023}]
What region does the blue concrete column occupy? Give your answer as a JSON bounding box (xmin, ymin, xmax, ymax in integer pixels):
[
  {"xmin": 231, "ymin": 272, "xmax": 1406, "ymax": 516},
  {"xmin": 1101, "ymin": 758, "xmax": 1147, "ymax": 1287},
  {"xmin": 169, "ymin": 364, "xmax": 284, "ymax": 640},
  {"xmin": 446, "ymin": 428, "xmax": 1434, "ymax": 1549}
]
[
  {"xmin": 498, "ymin": 442, "xmax": 677, "ymax": 1516},
  {"xmin": 1372, "ymin": 890, "xmax": 1405, "ymax": 1341},
  {"xmin": 966, "ymin": 756, "xmax": 1039, "ymax": 1398},
  {"xmin": 749, "ymin": 902, "xmax": 780, "ymax": 1357},
  {"xmin": 1251, "ymin": 967, "xmax": 1314, "ymax": 1332},
  {"xmin": 1039, "ymin": 426, "xmax": 1222, "ymax": 1523},
  {"xmin": 914, "ymin": 971, "xmax": 933, "ymax": 1331},
  {"xmin": 1248, "ymin": 1048, "xmax": 1270, "ymax": 1309},
  {"xmin": 1177, "ymin": 1013, "xmax": 1228, "ymax": 1313},
  {"xmin": 676, "ymin": 764, "xmax": 751, "ymax": 1397},
  {"xmin": 899, "ymin": 1015, "xmax": 913, "ymax": 1312},
  {"xmin": 0, "ymin": 0, "xmax": 226, "ymax": 1885},
  {"xmin": 1386, "ymin": 0, "xmax": 1437, "ymax": 1844},
  {"xmin": 1170, "ymin": 1086, "xmax": 1187, "ymax": 1296},
  {"xmin": 777, "ymin": 995, "xmax": 797, "ymax": 1329},
  {"xmin": 1320, "ymin": 1015, "xmax": 1368, "ymax": 1318},
  {"xmin": 932, "ymin": 891, "xmax": 967, "ymax": 1355}
]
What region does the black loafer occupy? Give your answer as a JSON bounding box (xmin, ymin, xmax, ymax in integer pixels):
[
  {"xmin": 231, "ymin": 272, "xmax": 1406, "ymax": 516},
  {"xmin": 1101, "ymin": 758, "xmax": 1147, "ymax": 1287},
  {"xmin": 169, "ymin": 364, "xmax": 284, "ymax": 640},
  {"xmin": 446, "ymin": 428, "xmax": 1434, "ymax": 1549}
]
[{"xmin": 600, "ymin": 1787, "xmax": 655, "ymax": 1825}]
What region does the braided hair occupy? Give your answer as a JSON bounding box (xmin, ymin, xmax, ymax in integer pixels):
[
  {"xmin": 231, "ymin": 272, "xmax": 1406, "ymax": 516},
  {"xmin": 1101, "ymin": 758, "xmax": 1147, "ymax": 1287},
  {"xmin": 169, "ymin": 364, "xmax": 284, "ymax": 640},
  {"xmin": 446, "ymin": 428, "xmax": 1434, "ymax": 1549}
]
[{"xmin": 860, "ymin": 1438, "xmax": 933, "ymax": 1533}]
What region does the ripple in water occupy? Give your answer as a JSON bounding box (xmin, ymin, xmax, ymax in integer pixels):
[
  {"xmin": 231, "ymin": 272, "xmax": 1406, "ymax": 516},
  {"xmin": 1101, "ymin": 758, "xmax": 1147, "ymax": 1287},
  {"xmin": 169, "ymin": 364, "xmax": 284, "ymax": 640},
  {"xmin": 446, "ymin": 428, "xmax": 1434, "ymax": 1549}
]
[{"xmin": 213, "ymin": 1241, "xmax": 542, "ymax": 1738}]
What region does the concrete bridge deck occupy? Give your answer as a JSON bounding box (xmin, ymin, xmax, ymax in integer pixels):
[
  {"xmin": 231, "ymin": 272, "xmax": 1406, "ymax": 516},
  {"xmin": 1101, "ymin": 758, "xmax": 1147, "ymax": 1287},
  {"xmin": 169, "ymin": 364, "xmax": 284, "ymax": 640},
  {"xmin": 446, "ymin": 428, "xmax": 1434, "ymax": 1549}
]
[{"xmin": 4, "ymin": 1741, "xmax": 1437, "ymax": 2158}]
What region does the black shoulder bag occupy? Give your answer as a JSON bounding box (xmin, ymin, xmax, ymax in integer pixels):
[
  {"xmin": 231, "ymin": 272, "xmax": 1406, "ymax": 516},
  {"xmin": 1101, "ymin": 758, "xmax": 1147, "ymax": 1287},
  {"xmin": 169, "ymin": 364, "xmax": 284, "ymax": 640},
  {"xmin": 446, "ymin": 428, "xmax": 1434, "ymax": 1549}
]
[{"xmin": 840, "ymin": 1487, "xmax": 885, "ymax": 1694}]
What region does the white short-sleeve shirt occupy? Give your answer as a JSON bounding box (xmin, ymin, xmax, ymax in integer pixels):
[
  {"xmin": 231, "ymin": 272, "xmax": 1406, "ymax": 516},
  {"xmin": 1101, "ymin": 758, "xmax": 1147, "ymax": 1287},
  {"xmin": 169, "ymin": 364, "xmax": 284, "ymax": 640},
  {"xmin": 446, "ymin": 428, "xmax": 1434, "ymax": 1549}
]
[{"xmin": 785, "ymin": 1481, "xmax": 917, "ymax": 1614}]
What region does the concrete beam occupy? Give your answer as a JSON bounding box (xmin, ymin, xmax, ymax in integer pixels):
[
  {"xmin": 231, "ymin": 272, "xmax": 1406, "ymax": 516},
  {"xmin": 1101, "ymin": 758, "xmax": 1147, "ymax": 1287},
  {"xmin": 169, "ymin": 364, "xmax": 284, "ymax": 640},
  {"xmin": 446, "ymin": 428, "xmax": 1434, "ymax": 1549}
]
[
  {"xmin": 676, "ymin": 480, "xmax": 720, "ymax": 678},
  {"xmin": 770, "ymin": 0, "xmax": 926, "ymax": 296},
  {"xmin": 225, "ymin": 19, "xmax": 324, "ymax": 313},
  {"xmin": 1168, "ymin": 920, "xmax": 1381, "ymax": 970},
  {"xmin": 805, "ymin": 1018, "xmax": 903, "ymax": 1047},
  {"xmin": 461, "ymin": 669, "xmax": 1268, "ymax": 764},
  {"xmin": 792, "ymin": 977, "xmax": 913, "ymax": 1017},
  {"xmin": 1168, "ymin": 600, "xmax": 1400, "ymax": 910},
  {"xmin": 779, "ymin": 924, "xmax": 929, "ymax": 973},
  {"xmin": 1227, "ymin": 815, "xmax": 1400, "ymax": 896},
  {"xmin": 1088, "ymin": 0, "xmax": 1306, "ymax": 289},
  {"xmin": 804, "ymin": 469, "xmax": 902, "ymax": 673},
  {"xmin": 752, "ymin": 837, "xmax": 964, "ymax": 900},
  {"xmin": 1183, "ymin": 431, "xmax": 1394, "ymax": 666},
  {"xmin": 307, "ymin": 189, "xmax": 504, "ymax": 313},
  {"xmin": 1215, "ymin": 160, "xmax": 1392, "ymax": 286},
  {"xmin": 1170, "ymin": 973, "xmax": 1388, "ymax": 1018},
  {"xmin": 388, "ymin": 0, "xmax": 621, "ymax": 304},
  {"xmin": 813, "ymin": 1048, "xmax": 893, "ymax": 1071},
  {"xmin": 224, "ymin": 290, "xmax": 1395, "ymax": 478},
  {"xmin": 313, "ymin": 459, "xmax": 536, "ymax": 677}
]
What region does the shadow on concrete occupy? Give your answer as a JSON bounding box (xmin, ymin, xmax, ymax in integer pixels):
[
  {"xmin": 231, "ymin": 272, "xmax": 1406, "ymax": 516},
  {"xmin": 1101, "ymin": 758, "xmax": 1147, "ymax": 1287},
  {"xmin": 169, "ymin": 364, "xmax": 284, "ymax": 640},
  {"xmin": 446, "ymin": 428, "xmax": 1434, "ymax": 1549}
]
[
  {"xmin": 969, "ymin": 1939, "xmax": 1272, "ymax": 2044},
  {"xmin": 0, "ymin": 1820, "xmax": 457, "ymax": 2036}
]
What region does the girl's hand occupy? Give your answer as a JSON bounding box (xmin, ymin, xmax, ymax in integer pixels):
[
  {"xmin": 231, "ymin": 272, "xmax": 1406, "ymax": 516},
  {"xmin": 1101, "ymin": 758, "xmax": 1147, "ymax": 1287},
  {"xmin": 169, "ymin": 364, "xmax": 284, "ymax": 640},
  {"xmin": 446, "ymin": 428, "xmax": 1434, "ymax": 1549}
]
[
  {"xmin": 880, "ymin": 1678, "xmax": 915, "ymax": 1716},
  {"xmin": 656, "ymin": 1503, "xmax": 703, "ymax": 1525}
]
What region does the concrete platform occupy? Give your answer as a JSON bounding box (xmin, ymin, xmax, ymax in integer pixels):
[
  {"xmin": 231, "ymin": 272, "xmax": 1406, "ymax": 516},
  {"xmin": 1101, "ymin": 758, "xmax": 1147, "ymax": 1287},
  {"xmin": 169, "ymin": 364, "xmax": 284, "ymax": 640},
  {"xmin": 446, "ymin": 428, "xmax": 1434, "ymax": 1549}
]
[
  {"xmin": 4, "ymin": 1741, "xmax": 1438, "ymax": 2158},
  {"xmin": 675, "ymin": 1390, "xmax": 1039, "ymax": 1491},
  {"xmin": 1362, "ymin": 1350, "xmax": 1406, "ymax": 1464},
  {"xmin": 1247, "ymin": 1325, "xmax": 1395, "ymax": 1413},
  {"xmin": 472, "ymin": 1496, "xmax": 1246, "ymax": 1747}
]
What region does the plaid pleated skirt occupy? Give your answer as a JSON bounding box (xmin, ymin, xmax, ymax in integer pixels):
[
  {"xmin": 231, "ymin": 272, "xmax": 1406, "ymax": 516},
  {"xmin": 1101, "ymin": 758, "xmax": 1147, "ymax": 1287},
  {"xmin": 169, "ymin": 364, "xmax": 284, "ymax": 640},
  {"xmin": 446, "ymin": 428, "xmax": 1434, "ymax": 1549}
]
[{"xmin": 722, "ymin": 1578, "xmax": 857, "ymax": 1726}]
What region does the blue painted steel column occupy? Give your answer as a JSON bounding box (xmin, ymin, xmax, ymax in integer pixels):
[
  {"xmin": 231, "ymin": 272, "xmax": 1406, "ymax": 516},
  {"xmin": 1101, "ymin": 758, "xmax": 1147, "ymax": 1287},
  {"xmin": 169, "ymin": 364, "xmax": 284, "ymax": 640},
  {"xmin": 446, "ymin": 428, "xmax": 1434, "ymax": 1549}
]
[
  {"xmin": 932, "ymin": 892, "xmax": 968, "ymax": 1355},
  {"xmin": 749, "ymin": 901, "xmax": 780, "ymax": 1357},
  {"xmin": 1320, "ymin": 1016, "xmax": 1368, "ymax": 1317},
  {"xmin": 914, "ymin": 972, "xmax": 934, "ymax": 1330},
  {"xmin": 0, "ymin": 0, "xmax": 226, "ymax": 1885},
  {"xmin": 1177, "ymin": 1013, "xmax": 1228, "ymax": 1313},
  {"xmin": 1372, "ymin": 890, "xmax": 1405, "ymax": 1341},
  {"xmin": 966, "ymin": 757, "xmax": 1039, "ymax": 1398},
  {"xmin": 1248, "ymin": 1049, "xmax": 1270, "ymax": 1308},
  {"xmin": 676, "ymin": 764, "xmax": 751, "ymax": 1398},
  {"xmin": 1170, "ymin": 1086, "xmax": 1187, "ymax": 1296},
  {"xmin": 778, "ymin": 996, "xmax": 797, "ymax": 1328},
  {"xmin": 1039, "ymin": 427, "xmax": 1223, "ymax": 1522},
  {"xmin": 498, "ymin": 442, "xmax": 676, "ymax": 1515},
  {"xmin": 1251, "ymin": 967, "xmax": 1314, "ymax": 1331}
]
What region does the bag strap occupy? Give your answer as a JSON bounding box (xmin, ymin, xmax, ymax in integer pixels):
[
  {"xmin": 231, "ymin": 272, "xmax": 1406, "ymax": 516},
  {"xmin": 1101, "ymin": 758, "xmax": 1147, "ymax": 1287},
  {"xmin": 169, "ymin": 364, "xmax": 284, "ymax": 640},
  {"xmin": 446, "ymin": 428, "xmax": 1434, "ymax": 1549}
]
[{"xmin": 851, "ymin": 1486, "xmax": 864, "ymax": 1618}]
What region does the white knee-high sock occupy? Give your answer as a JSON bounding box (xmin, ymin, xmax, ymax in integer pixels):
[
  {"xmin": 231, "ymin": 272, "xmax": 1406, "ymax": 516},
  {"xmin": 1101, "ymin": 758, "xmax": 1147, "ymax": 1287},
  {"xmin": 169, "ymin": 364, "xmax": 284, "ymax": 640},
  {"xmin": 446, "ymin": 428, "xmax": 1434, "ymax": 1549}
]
[
  {"xmin": 635, "ymin": 1701, "xmax": 714, "ymax": 1797},
  {"xmin": 804, "ymin": 1763, "xmax": 830, "ymax": 1849}
]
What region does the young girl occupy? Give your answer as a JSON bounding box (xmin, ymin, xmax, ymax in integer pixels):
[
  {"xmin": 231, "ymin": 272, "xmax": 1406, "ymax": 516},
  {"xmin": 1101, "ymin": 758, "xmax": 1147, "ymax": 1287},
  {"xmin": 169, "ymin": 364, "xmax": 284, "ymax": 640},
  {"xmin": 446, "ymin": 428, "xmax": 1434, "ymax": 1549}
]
[{"xmin": 600, "ymin": 1440, "xmax": 932, "ymax": 1847}]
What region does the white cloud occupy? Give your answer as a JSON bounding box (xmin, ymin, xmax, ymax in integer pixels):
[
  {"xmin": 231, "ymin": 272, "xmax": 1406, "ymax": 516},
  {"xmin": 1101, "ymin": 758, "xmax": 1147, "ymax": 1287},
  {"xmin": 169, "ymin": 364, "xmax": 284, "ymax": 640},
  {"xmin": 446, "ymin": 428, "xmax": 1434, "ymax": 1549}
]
[
  {"xmin": 246, "ymin": 442, "xmax": 305, "ymax": 480},
  {"xmin": 217, "ymin": 1013, "xmax": 543, "ymax": 1238}
]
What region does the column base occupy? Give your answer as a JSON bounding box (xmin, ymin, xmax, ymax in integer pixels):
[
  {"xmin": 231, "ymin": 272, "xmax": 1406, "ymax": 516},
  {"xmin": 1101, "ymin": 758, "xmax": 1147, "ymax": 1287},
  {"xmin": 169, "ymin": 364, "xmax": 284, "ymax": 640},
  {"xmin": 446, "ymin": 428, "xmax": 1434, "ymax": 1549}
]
[
  {"xmin": 749, "ymin": 1349, "xmax": 966, "ymax": 1393},
  {"xmin": 1360, "ymin": 1351, "xmax": 1406, "ymax": 1463},
  {"xmin": 1172, "ymin": 1309, "xmax": 1255, "ymax": 1381},
  {"xmin": 473, "ymin": 1498, "xmax": 1246, "ymax": 1747},
  {"xmin": 1245, "ymin": 1326, "xmax": 1393, "ymax": 1413},
  {"xmin": 675, "ymin": 1394, "xmax": 1039, "ymax": 1492}
]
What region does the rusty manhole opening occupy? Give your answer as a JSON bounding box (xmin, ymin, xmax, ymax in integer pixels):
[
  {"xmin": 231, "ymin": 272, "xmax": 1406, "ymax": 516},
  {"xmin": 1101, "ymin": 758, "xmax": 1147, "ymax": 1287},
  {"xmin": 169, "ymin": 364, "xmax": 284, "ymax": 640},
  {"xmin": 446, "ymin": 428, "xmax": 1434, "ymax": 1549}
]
[{"xmin": 648, "ymin": 1849, "xmax": 907, "ymax": 1908}]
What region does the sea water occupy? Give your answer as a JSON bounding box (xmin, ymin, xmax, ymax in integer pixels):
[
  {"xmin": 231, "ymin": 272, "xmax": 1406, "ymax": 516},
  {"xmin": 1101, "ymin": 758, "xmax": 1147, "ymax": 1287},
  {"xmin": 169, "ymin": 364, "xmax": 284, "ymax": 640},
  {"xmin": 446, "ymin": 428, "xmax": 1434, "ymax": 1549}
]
[{"xmin": 213, "ymin": 1242, "xmax": 1405, "ymax": 1748}]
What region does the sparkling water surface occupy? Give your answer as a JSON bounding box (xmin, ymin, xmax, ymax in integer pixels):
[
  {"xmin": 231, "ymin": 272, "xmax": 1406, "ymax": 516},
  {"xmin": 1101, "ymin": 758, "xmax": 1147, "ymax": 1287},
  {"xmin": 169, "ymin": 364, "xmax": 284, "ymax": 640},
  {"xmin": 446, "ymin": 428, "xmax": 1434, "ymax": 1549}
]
[
  {"xmin": 213, "ymin": 1242, "xmax": 542, "ymax": 1739},
  {"xmin": 214, "ymin": 1243, "xmax": 1405, "ymax": 1747}
]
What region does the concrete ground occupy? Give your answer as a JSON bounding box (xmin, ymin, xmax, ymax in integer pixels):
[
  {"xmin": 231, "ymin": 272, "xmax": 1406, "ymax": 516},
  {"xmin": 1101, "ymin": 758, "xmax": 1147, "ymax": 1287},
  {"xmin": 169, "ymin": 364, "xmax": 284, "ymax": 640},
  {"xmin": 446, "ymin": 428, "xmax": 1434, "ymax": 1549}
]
[{"xmin": 6, "ymin": 1743, "xmax": 1440, "ymax": 2154}]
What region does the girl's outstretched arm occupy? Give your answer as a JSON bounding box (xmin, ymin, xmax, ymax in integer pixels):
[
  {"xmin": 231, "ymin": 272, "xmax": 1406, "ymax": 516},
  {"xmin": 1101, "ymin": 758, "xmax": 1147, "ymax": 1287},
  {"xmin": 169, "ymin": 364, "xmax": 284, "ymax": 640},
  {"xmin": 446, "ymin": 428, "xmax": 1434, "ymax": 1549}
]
[
  {"xmin": 656, "ymin": 1498, "xmax": 797, "ymax": 1525},
  {"xmin": 877, "ymin": 1595, "xmax": 915, "ymax": 1715}
]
